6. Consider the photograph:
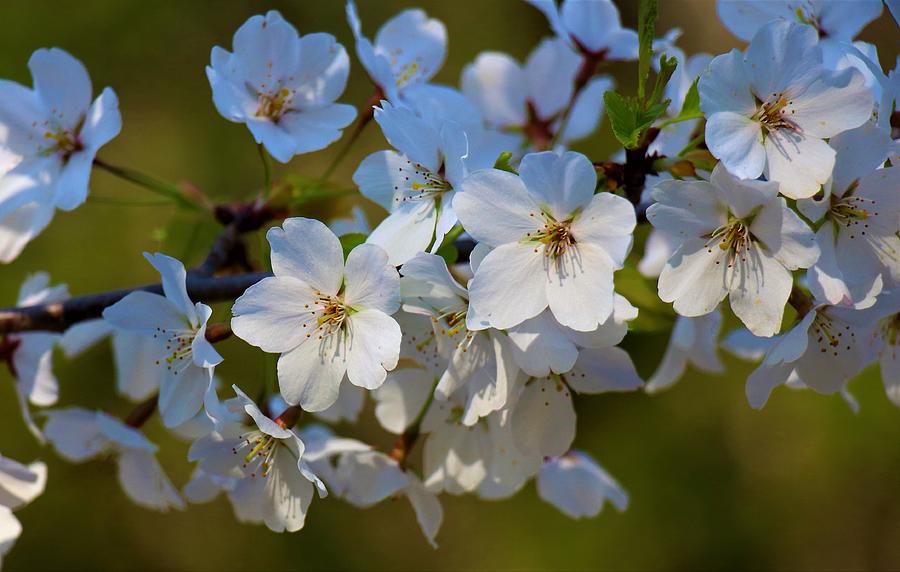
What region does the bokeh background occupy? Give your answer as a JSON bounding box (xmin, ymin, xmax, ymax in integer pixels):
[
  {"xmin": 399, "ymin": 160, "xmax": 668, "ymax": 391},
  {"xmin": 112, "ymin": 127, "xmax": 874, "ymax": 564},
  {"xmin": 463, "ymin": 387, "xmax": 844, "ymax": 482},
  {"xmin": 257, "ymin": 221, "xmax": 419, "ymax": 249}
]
[{"xmin": 1, "ymin": 1, "xmax": 899, "ymax": 570}]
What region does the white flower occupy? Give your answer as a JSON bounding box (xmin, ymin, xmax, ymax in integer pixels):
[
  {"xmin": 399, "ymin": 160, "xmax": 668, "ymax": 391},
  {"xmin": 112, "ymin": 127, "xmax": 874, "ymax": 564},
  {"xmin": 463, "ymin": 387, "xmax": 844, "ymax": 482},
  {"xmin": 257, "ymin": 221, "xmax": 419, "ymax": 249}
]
[
  {"xmin": 744, "ymin": 303, "xmax": 871, "ymax": 408},
  {"xmin": 461, "ymin": 38, "xmax": 613, "ymax": 148},
  {"xmin": 455, "ymin": 150, "xmax": 636, "ymax": 331},
  {"xmin": 232, "ymin": 217, "xmax": 401, "ymax": 411},
  {"xmin": 43, "ymin": 407, "xmax": 184, "ymax": 511},
  {"xmin": 506, "ymin": 295, "xmax": 637, "ymax": 378},
  {"xmin": 647, "ymin": 164, "xmax": 820, "ymax": 336},
  {"xmin": 508, "ymin": 349, "xmax": 643, "ymax": 459},
  {"xmin": 103, "ymin": 253, "xmax": 223, "ymax": 428},
  {"xmin": 207, "ymin": 11, "xmax": 356, "ymax": 163},
  {"xmin": 1, "ymin": 273, "xmax": 67, "ymax": 440},
  {"xmin": 345, "ymin": 1, "xmax": 447, "ymax": 103},
  {"xmin": 855, "ymin": 289, "xmax": 900, "ymax": 407},
  {"xmin": 353, "ymin": 100, "xmax": 467, "ymax": 265},
  {"xmin": 645, "ymin": 311, "xmax": 725, "ymax": 394},
  {"xmin": 699, "ymin": 20, "xmax": 873, "ymax": 199},
  {"xmin": 188, "ymin": 386, "xmax": 325, "ymax": 533},
  {"xmin": 527, "ymin": 0, "xmax": 638, "ymax": 61},
  {"xmin": 60, "ymin": 319, "xmax": 164, "ymax": 403},
  {"xmin": 717, "ymin": 0, "xmax": 883, "ymax": 45},
  {"xmin": 300, "ymin": 425, "xmax": 443, "ymax": 548},
  {"xmin": 799, "ymin": 127, "xmax": 900, "ymax": 306},
  {"xmin": 537, "ymin": 451, "xmax": 628, "ymax": 519},
  {"xmin": 0, "ymin": 48, "xmax": 120, "ymax": 215},
  {"xmin": 0, "ymin": 455, "xmax": 46, "ymax": 567},
  {"xmin": 0, "ymin": 171, "xmax": 55, "ymax": 264},
  {"xmin": 400, "ymin": 252, "xmax": 515, "ymax": 425}
]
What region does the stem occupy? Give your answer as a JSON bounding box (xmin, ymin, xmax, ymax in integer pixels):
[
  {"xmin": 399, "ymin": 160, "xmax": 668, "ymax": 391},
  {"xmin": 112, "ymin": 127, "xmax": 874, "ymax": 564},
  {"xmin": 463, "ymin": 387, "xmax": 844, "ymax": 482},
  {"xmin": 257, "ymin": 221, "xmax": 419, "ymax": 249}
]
[
  {"xmin": 788, "ymin": 285, "xmax": 814, "ymax": 319},
  {"xmin": 318, "ymin": 88, "xmax": 382, "ymax": 182},
  {"xmin": 0, "ymin": 272, "xmax": 270, "ymax": 335},
  {"xmin": 124, "ymin": 395, "xmax": 159, "ymax": 428},
  {"xmin": 205, "ymin": 322, "xmax": 232, "ymax": 343},
  {"xmin": 389, "ymin": 379, "xmax": 437, "ymax": 467},
  {"xmin": 257, "ymin": 144, "xmax": 272, "ymax": 198},
  {"xmin": 93, "ymin": 158, "xmax": 203, "ymax": 211}
]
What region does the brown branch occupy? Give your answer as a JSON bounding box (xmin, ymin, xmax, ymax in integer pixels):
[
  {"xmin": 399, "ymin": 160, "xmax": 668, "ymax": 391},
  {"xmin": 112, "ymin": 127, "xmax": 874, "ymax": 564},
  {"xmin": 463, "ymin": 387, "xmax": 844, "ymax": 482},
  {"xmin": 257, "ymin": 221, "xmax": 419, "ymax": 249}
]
[
  {"xmin": 0, "ymin": 272, "xmax": 271, "ymax": 335},
  {"xmin": 788, "ymin": 285, "xmax": 814, "ymax": 319},
  {"xmin": 124, "ymin": 394, "xmax": 159, "ymax": 428}
]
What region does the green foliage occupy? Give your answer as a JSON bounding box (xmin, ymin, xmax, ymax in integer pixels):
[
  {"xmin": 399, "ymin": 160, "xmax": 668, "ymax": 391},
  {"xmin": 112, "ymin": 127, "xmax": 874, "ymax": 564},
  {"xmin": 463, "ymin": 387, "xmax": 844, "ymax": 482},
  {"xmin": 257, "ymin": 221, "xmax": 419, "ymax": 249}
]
[
  {"xmin": 604, "ymin": 91, "xmax": 670, "ymax": 149},
  {"xmin": 637, "ymin": 0, "xmax": 659, "ymax": 102},
  {"xmin": 339, "ymin": 233, "xmax": 367, "ymax": 258},
  {"xmin": 493, "ymin": 151, "xmax": 518, "ymax": 174},
  {"xmin": 659, "ymin": 78, "xmax": 703, "ymax": 128}
]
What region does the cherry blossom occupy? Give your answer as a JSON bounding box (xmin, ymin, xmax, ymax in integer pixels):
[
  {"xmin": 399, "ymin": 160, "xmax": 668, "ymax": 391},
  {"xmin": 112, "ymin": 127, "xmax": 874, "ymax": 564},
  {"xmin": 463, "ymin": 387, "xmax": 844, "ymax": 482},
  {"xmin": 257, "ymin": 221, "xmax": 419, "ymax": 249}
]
[
  {"xmin": 537, "ymin": 451, "xmax": 628, "ymax": 519},
  {"xmin": 527, "ymin": 0, "xmax": 638, "ymax": 61},
  {"xmin": 207, "ymin": 11, "xmax": 355, "ymax": 163},
  {"xmin": 645, "ymin": 311, "xmax": 724, "ymax": 394},
  {"xmin": 345, "ymin": 1, "xmax": 447, "ymax": 103},
  {"xmin": 455, "ymin": 150, "xmax": 636, "ymax": 331},
  {"xmin": 353, "ymin": 100, "xmax": 467, "ymax": 265},
  {"xmin": 188, "ymin": 386, "xmax": 325, "ymax": 533},
  {"xmin": 699, "ymin": 20, "xmax": 873, "ymax": 199},
  {"xmin": 43, "ymin": 408, "xmax": 184, "ymax": 511},
  {"xmin": 1, "ymin": 273, "xmax": 67, "ymax": 439},
  {"xmin": 461, "ymin": 38, "xmax": 613, "ymax": 149},
  {"xmin": 103, "ymin": 253, "xmax": 222, "ymax": 428},
  {"xmin": 231, "ymin": 218, "xmax": 401, "ymax": 411},
  {"xmin": 647, "ymin": 164, "xmax": 820, "ymax": 336},
  {"xmin": 0, "ymin": 455, "xmax": 46, "ymax": 567}
]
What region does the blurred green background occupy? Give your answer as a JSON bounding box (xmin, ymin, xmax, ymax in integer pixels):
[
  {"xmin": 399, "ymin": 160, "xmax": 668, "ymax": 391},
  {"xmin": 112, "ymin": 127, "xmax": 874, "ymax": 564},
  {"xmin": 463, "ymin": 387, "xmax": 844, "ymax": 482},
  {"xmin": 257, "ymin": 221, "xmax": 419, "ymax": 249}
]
[{"xmin": 1, "ymin": 1, "xmax": 899, "ymax": 570}]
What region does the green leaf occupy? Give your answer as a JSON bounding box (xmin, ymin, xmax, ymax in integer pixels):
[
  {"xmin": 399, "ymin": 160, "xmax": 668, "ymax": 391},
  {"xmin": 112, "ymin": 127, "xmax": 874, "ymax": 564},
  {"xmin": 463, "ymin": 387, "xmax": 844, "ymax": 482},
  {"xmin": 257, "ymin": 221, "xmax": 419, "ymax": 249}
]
[
  {"xmin": 339, "ymin": 233, "xmax": 367, "ymax": 258},
  {"xmin": 649, "ymin": 54, "xmax": 678, "ymax": 107},
  {"xmin": 493, "ymin": 151, "xmax": 518, "ymax": 174},
  {"xmin": 658, "ymin": 78, "xmax": 704, "ymax": 128},
  {"xmin": 637, "ymin": 0, "xmax": 659, "ymax": 102},
  {"xmin": 604, "ymin": 90, "xmax": 670, "ymax": 149}
]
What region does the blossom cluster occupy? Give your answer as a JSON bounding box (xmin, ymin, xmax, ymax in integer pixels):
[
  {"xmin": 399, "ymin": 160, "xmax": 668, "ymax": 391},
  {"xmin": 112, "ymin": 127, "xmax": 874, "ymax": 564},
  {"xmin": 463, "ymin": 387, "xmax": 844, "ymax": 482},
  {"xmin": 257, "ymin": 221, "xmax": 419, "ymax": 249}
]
[{"xmin": 0, "ymin": 0, "xmax": 897, "ymax": 561}]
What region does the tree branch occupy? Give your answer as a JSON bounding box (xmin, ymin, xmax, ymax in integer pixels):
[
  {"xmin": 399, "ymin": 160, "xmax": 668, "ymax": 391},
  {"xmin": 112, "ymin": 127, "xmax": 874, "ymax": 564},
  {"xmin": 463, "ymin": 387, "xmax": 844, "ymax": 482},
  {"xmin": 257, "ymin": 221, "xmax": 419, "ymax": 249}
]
[{"xmin": 0, "ymin": 272, "xmax": 271, "ymax": 335}]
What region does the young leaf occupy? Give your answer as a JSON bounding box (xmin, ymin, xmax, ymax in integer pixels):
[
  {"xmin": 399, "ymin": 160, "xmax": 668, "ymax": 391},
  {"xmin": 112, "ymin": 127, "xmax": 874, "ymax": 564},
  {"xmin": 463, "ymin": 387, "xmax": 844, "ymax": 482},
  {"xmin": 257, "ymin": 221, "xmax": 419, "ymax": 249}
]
[
  {"xmin": 649, "ymin": 54, "xmax": 678, "ymax": 107},
  {"xmin": 637, "ymin": 0, "xmax": 659, "ymax": 102},
  {"xmin": 605, "ymin": 90, "xmax": 670, "ymax": 149},
  {"xmin": 493, "ymin": 151, "xmax": 518, "ymax": 174}
]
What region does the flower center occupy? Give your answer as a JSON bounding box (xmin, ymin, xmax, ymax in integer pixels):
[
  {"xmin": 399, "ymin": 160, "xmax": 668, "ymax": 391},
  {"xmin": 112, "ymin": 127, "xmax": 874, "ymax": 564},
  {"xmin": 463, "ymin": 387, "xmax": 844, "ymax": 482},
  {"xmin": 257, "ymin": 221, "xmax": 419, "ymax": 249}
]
[
  {"xmin": 256, "ymin": 87, "xmax": 294, "ymax": 122},
  {"xmin": 752, "ymin": 93, "xmax": 797, "ymax": 133},
  {"xmin": 525, "ymin": 211, "xmax": 577, "ymax": 260},
  {"xmin": 153, "ymin": 326, "xmax": 198, "ymax": 376},
  {"xmin": 705, "ymin": 217, "xmax": 752, "ymax": 268},
  {"xmin": 829, "ymin": 192, "xmax": 878, "ymax": 240},
  {"xmin": 393, "ymin": 159, "xmax": 451, "ymax": 205},
  {"xmin": 811, "ymin": 312, "xmax": 853, "ymax": 357},
  {"xmin": 232, "ymin": 431, "xmax": 280, "ymax": 479},
  {"xmin": 41, "ymin": 118, "xmax": 84, "ymax": 161},
  {"xmin": 303, "ymin": 292, "xmax": 355, "ymax": 341}
]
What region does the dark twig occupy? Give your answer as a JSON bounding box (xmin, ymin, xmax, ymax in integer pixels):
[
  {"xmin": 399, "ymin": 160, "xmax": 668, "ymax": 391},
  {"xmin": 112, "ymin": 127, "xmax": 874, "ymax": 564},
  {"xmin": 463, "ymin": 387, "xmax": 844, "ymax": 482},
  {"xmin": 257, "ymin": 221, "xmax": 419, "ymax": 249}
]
[{"xmin": 0, "ymin": 272, "xmax": 271, "ymax": 335}]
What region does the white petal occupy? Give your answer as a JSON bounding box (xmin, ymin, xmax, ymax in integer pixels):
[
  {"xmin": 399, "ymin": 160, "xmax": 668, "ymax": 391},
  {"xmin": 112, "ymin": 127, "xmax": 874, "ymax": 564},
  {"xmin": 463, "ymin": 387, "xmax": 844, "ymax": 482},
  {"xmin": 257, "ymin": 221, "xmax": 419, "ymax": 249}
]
[
  {"xmin": 567, "ymin": 347, "xmax": 644, "ymax": 394},
  {"xmin": 510, "ymin": 376, "xmax": 575, "ymax": 458},
  {"xmin": 343, "ymin": 243, "xmax": 400, "ymax": 313},
  {"xmin": 231, "ymin": 276, "xmax": 318, "ymax": 353},
  {"xmin": 466, "ymin": 243, "xmax": 547, "ymax": 330},
  {"xmin": 366, "ymin": 198, "xmax": 438, "ymax": 266},
  {"xmin": 143, "ymin": 252, "xmax": 197, "ymax": 326},
  {"xmin": 705, "ymin": 112, "xmax": 765, "ymax": 180},
  {"xmin": 519, "ymin": 151, "xmax": 595, "ymax": 220},
  {"xmin": 116, "ymin": 450, "xmax": 185, "ymax": 512},
  {"xmin": 373, "ymin": 367, "xmax": 434, "ymax": 434},
  {"xmin": 764, "ymin": 125, "xmax": 836, "ymax": 200},
  {"xmin": 277, "ymin": 334, "xmax": 346, "ymax": 411},
  {"xmin": 454, "ymin": 169, "xmax": 540, "ymax": 247},
  {"xmin": 28, "ymin": 48, "xmax": 92, "ymax": 125},
  {"xmin": 508, "ymin": 311, "xmax": 579, "ymax": 377},
  {"xmin": 727, "ymin": 244, "xmax": 793, "ymax": 337},
  {"xmin": 525, "ymin": 38, "xmax": 580, "ymax": 119},
  {"xmin": 750, "ymin": 199, "xmax": 819, "ymax": 270},
  {"xmin": 403, "ymin": 475, "xmax": 443, "ymax": 548},
  {"xmin": 267, "ymin": 217, "xmax": 344, "ymax": 293},
  {"xmin": 546, "ymin": 243, "xmax": 616, "ymax": 331},
  {"xmin": 658, "ymin": 239, "xmax": 730, "ymax": 317},
  {"xmin": 461, "ymin": 52, "xmax": 527, "ymax": 128},
  {"xmin": 345, "ymin": 309, "xmax": 401, "ymax": 390}
]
